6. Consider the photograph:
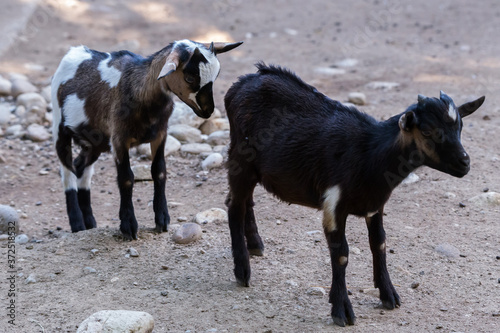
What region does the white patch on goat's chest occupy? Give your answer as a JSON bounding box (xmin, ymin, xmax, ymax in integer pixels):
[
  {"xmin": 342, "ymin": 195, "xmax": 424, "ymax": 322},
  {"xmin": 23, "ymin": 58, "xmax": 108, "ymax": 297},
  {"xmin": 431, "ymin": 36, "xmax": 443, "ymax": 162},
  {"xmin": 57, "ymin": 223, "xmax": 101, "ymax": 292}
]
[
  {"xmin": 447, "ymin": 104, "xmax": 457, "ymax": 122},
  {"xmin": 63, "ymin": 94, "xmax": 88, "ymax": 129},
  {"xmin": 322, "ymin": 185, "xmax": 341, "ymax": 232},
  {"xmin": 98, "ymin": 54, "xmax": 122, "ymax": 88}
]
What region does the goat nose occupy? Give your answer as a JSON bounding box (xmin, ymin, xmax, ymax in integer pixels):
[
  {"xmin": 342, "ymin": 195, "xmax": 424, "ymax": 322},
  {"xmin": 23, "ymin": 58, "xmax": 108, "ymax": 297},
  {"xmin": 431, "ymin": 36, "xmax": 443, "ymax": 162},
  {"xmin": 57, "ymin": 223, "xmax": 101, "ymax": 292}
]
[{"xmin": 458, "ymin": 153, "xmax": 470, "ymax": 167}]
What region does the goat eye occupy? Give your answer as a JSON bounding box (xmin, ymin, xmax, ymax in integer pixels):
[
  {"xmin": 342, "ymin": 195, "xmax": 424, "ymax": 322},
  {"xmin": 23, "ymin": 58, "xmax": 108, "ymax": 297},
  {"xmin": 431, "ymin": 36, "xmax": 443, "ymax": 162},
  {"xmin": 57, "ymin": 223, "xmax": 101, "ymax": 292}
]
[
  {"xmin": 421, "ymin": 130, "xmax": 432, "ymax": 137},
  {"xmin": 184, "ymin": 75, "xmax": 195, "ymax": 84}
]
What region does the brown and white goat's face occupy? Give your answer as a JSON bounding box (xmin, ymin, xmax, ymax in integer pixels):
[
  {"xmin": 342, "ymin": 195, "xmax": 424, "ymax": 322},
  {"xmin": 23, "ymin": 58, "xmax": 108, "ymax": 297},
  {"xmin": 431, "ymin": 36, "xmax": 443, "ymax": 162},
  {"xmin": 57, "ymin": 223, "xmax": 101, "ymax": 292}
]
[
  {"xmin": 399, "ymin": 91, "xmax": 485, "ymax": 177},
  {"xmin": 158, "ymin": 40, "xmax": 242, "ymax": 119}
]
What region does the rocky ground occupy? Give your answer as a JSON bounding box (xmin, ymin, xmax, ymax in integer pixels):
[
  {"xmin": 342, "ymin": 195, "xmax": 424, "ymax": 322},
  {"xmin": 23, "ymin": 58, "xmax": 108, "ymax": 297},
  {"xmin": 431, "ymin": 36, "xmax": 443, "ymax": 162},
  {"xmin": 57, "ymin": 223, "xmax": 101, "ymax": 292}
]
[{"xmin": 0, "ymin": 0, "xmax": 500, "ymax": 332}]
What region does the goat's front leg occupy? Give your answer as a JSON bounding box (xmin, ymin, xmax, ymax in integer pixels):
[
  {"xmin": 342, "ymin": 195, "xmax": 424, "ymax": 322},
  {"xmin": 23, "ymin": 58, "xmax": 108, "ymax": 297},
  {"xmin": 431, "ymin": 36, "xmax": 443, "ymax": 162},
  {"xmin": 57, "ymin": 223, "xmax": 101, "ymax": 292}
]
[
  {"xmin": 151, "ymin": 136, "xmax": 170, "ymax": 232},
  {"xmin": 366, "ymin": 209, "xmax": 400, "ymax": 309},
  {"xmin": 114, "ymin": 143, "xmax": 138, "ymax": 240}
]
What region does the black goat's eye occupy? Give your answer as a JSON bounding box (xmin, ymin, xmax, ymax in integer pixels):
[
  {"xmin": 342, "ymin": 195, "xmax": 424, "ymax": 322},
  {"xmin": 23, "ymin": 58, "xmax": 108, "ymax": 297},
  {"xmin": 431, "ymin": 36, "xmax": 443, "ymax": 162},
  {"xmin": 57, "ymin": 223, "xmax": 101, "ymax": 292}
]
[
  {"xmin": 184, "ymin": 75, "xmax": 195, "ymax": 84},
  {"xmin": 421, "ymin": 130, "xmax": 432, "ymax": 137}
]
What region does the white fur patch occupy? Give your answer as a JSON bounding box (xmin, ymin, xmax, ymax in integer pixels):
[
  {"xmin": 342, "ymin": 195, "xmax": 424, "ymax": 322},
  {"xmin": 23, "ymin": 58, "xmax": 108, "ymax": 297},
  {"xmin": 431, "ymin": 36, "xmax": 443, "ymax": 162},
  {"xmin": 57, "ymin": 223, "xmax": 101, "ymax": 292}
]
[
  {"xmin": 448, "ymin": 104, "xmax": 457, "ymax": 122},
  {"xmin": 77, "ymin": 164, "xmax": 95, "ymax": 190},
  {"xmin": 61, "ymin": 165, "xmax": 77, "ymax": 191},
  {"xmin": 98, "ymin": 54, "xmax": 122, "ymax": 88},
  {"xmin": 322, "ymin": 185, "xmax": 341, "ymax": 232},
  {"xmin": 63, "ymin": 94, "xmax": 88, "ymax": 130},
  {"xmin": 51, "ymin": 45, "xmax": 92, "ymax": 143}
]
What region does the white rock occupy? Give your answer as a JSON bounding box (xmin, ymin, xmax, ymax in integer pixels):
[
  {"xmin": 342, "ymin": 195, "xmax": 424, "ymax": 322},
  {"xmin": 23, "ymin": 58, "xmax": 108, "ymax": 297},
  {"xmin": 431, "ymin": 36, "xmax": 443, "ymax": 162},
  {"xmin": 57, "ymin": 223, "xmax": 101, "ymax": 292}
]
[
  {"xmin": 212, "ymin": 145, "xmax": 228, "ymax": 157},
  {"xmin": 26, "ymin": 124, "xmax": 50, "ymax": 142},
  {"xmin": 0, "ymin": 103, "xmax": 11, "ymax": 124},
  {"xmin": 206, "ymin": 130, "xmax": 230, "ymax": 146},
  {"xmin": 136, "ymin": 143, "xmax": 152, "ymax": 159},
  {"xmin": 5, "ymin": 124, "xmax": 24, "ymax": 137},
  {"xmin": 334, "ymin": 58, "xmax": 359, "ymax": 68},
  {"xmin": 172, "ymin": 223, "xmax": 202, "ymax": 244},
  {"xmin": 0, "ymin": 205, "xmax": 19, "ymax": 234},
  {"xmin": 15, "ymin": 105, "xmax": 26, "ymax": 118},
  {"xmin": 180, "ymin": 143, "xmax": 212, "ymax": 155},
  {"xmin": 435, "ymin": 243, "xmax": 460, "ymax": 258},
  {"xmin": 468, "ymin": 192, "xmax": 500, "ymax": 206},
  {"xmin": 165, "ymin": 135, "xmax": 181, "ymax": 156},
  {"xmin": 365, "ymin": 81, "xmax": 400, "ymax": 90},
  {"xmin": 15, "ymin": 234, "xmax": 29, "ymax": 244},
  {"xmin": 128, "ymin": 247, "xmax": 139, "ymax": 257},
  {"xmin": 351, "ymin": 246, "xmax": 361, "ymax": 255},
  {"xmin": 443, "ymin": 192, "xmax": 457, "ymax": 199},
  {"xmin": 168, "ymin": 124, "xmax": 202, "ymax": 143},
  {"xmin": 195, "ymin": 208, "xmax": 228, "ymax": 225},
  {"xmin": 131, "ymin": 165, "xmax": 152, "ymax": 181},
  {"xmin": 0, "ymin": 76, "xmax": 12, "ymax": 96},
  {"xmin": 11, "ymin": 79, "xmax": 38, "ymax": 97},
  {"xmin": 347, "ymin": 92, "xmax": 366, "ymax": 105},
  {"xmin": 314, "ymin": 67, "xmax": 346, "ymax": 76},
  {"xmin": 77, "ymin": 310, "xmax": 154, "ymax": 333},
  {"xmin": 402, "ymin": 172, "xmax": 420, "ymax": 185},
  {"xmin": 83, "ymin": 266, "xmax": 97, "ymax": 274},
  {"xmin": 168, "ymin": 101, "xmax": 206, "ymax": 128},
  {"xmin": 16, "ymin": 92, "xmax": 47, "ymax": 124},
  {"xmin": 199, "ymin": 118, "xmax": 230, "ymax": 135},
  {"xmin": 306, "ymin": 287, "xmax": 326, "ymax": 296},
  {"xmin": 201, "ymin": 153, "xmax": 224, "ymax": 171},
  {"xmin": 25, "ymin": 273, "xmax": 37, "ymax": 284},
  {"xmin": 284, "ymin": 28, "xmax": 298, "ymax": 36},
  {"xmin": 40, "ymin": 85, "xmax": 51, "ymax": 103}
]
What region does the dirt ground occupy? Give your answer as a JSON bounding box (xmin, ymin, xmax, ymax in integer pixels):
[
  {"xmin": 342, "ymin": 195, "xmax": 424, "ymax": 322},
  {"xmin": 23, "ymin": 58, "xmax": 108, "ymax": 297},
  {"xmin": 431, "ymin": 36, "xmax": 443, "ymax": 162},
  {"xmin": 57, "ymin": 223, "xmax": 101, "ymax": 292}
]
[{"xmin": 1, "ymin": 0, "xmax": 499, "ymax": 332}]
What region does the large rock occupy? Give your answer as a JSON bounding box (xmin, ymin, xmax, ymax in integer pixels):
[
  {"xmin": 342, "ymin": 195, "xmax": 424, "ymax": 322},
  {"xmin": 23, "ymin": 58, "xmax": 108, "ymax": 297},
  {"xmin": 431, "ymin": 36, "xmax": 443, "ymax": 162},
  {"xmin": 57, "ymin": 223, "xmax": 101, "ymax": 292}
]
[
  {"xmin": 172, "ymin": 223, "xmax": 202, "ymax": 244},
  {"xmin": 26, "ymin": 124, "xmax": 50, "ymax": 142},
  {"xmin": 76, "ymin": 310, "xmax": 154, "ymax": 333},
  {"xmin": 201, "ymin": 153, "xmax": 224, "ymax": 171},
  {"xmin": 195, "ymin": 208, "xmax": 228, "ymax": 225},
  {"xmin": 0, "ymin": 76, "xmax": 12, "ymax": 96},
  {"xmin": 0, "ymin": 103, "xmax": 12, "ymax": 124},
  {"xmin": 11, "ymin": 78, "xmax": 38, "ymax": 97},
  {"xmin": 206, "ymin": 130, "xmax": 230, "ymax": 146},
  {"xmin": 165, "ymin": 135, "xmax": 181, "ymax": 156},
  {"xmin": 16, "ymin": 92, "xmax": 47, "ymax": 124},
  {"xmin": 168, "ymin": 124, "xmax": 202, "ymax": 143},
  {"xmin": 0, "ymin": 205, "xmax": 19, "ymax": 234},
  {"xmin": 180, "ymin": 143, "xmax": 212, "ymax": 155},
  {"xmin": 468, "ymin": 192, "xmax": 500, "ymax": 206},
  {"xmin": 168, "ymin": 101, "xmax": 206, "ymax": 128}
]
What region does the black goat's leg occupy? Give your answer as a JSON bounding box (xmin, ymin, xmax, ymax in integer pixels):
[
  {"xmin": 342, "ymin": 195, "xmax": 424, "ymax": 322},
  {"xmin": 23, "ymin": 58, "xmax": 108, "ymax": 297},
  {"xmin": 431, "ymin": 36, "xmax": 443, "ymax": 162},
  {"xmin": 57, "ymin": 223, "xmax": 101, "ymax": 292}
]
[
  {"xmin": 366, "ymin": 209, "xmax": 400, "ymax": 309},
  {"xmin": 74, "ymin": 148, "xmax": 100, "ymax": 230},
  {"xmin": 150, "ymin": 136, "xmax": 169, "ymax": 233},
  {"xmin": 324, "ymin": 209, "xmax": 356, "ymax": 327},
  {"xmin": 244, "ymin": 195, "xmax": 264, "ymax": 256}
]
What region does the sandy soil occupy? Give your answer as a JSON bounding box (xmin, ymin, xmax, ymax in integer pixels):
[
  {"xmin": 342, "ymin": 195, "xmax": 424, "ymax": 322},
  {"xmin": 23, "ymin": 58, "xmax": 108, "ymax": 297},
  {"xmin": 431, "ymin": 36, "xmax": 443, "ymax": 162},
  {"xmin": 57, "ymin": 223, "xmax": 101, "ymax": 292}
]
[{"xmin": 0, "ymin": 0, "xmax": 499, "ymax": 332}]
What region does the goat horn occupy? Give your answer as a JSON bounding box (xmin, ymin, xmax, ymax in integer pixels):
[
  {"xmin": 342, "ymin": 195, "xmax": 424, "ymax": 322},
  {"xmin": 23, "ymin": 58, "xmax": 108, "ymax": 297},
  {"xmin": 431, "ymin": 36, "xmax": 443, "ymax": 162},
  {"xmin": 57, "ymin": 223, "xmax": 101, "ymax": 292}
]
[{"xmin": 417, "ymin": 94, "xmax": 427, "ymax": 103}]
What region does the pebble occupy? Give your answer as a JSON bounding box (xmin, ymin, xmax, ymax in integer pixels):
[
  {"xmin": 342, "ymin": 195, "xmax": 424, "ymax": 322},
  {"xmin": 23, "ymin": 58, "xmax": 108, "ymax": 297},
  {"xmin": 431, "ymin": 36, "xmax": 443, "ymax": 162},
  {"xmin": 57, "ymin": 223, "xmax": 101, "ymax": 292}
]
[
  {"xmin": 402, "ymin": 172, "xmax": 420, "ymax": 184},
  {"xmin": 168, "ymin": 101, "xmax": 206, "ymax": 128},
  {"xmin": 11, "ymin": 79, "xmax": 38, "ymax": 97},
  {"xmin": 25, "ymin": 273, "xmax": 37, "ymax": 284},
  {"xmin": 285, "ymin": 280, "xmax": 298, "ymax": 287},
  {"xmin": 347, "ymin": 92, "xmax": 366, "ymax": 105},
  {"xmin": 5, "ymin": 124, "xmax": 24, "ymax": 137},
  {"xmin": 334, "ymin": 58, "xmax": 359, "ymax": 68},
  {"xmin": 206, "ymin": 130, "xmax": 230, "ymax": 146},
  {"xmin": 131, "ymin": 165, "xmax": 152, "ymax": 181},
  {"xmin": 165, "ymin": 135, "xmax": 181, "ymax": 156},
  {"xmin": 128, "ymin": 247, "xmax": 139, "ymax": 257},
  {"xmin": 435, "ymin": 243, "xmax": 460, "ymax": 258},
  {"xmin": 306, "ymin": 287, "xmax": 326, "ymax": 296},
  {"xmin": 443, "ymin": 192, "xmax": 456, "ymax": 199},
  {"xmin": 172, "ymin": 223, "xmax": 202, "ymax": 244},
  {"xmin": 0, "ymin": 204, "xmax": 19, "ymax": 234},
  {"xmin": 39, "ymin": 169, "xmax": 49, "ymax": 175},
  {"xmin": 199, "ymin": 118, "xmax": 230, "ymax": 135},
  {"xmin": 306, "ymin": 230, "xmax": 322, "ymax": 236},
  {"xmin": 26, "ymin": 124, "xmax": 50, "ymax": 142},
  {"xmin": 195, "ymin": 208, "xmax": 228, "ymax": 224},
  {"xmin": 83, "ymin": 267, "xmax": 97, "ymax": 274},
  {"xmin": 180, "ymin": 143, "xmax": 212, "ymax": 155},
  {"xmin": 76, "ymin": 310, "xmax": 154, "ymax": 333},
  {"xmin": 468, "ymin": 192, "xmax": 500, "ymax": 206},
  {"xmin": 168, "ymin": 124, "xmax": 203, "ymax": 143},
  {"xmin": 365, "ymin": 81, "xmax": 400, "ymax": 90},
  {"xmin": 0, "ymin": 75, "xmax": 12, "ymax": 96},
  {"xmin": 0, "ymin": 103, "xmax": 11, "ymax": 124},
  {"xmin": 201, "ymin": 153, "xmax": 224, "ymax": 171},
  {"xmin": 314, "ymin": 67, "xmax": 346, "ymax": 76},
  {"xmin": 350, "ymin": 246, "xmax": 361, "ymax": 255},
  {"xmin": 15, "ymin": 234, "xmax": 29, "ymax": 244},
  {"xmin": 411, "ymin": 282, "xmax": 420, "ymax": 289}
]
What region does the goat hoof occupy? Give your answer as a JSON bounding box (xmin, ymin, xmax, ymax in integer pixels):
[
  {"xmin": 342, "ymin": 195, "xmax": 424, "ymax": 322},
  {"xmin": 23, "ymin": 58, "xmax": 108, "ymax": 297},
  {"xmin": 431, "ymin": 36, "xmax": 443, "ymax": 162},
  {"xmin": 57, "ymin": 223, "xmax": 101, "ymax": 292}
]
[
  {"xmin": 236, "ymin": 277, "xmax": 250, "ymax": 287},
  {"xmin": 380, "ymin": 286, "xmax": 401, "ymax": 309},
  {"xmin": 83, "ymin": 216, "xmax": 97, "ymax": 230},
  {"xmin": 248, "ymin": 248, "xmax": 264, "ymax": 256}
]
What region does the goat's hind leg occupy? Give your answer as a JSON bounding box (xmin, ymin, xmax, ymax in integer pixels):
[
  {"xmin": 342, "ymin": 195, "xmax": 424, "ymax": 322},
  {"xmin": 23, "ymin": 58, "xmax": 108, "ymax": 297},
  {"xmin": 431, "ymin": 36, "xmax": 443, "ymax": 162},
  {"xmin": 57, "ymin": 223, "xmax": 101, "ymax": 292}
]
[
  {"xmin": 74, "ymin": 148, "xmax": 100, "ymax": 230},
  {"xmin": 366, "ymin": 209, "xmax": 400, "ymax": 309},
  {"xmin": 244, "ymin": 197, "xmax": 264, "ymax": 256}
]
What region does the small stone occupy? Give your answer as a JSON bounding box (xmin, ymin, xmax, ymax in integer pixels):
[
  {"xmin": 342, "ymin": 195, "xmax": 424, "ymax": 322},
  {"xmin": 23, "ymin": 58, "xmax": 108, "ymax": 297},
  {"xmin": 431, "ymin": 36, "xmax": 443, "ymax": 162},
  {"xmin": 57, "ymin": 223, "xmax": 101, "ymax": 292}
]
[
  {"xmin": 435, "ymin": 243, "xmax": 460, "ymax": 258},
  {"xmin": 306, "ymin": 287, "xmax": 326, "ymax": 296},
  {"xmin": 0, "ymin": 204, "xmax": 20, "ymax": 234},
  {"xmin": 201, "ymin": 153, "xmax": 224, "ymax": 171},
  {"xmin": 26, "ymin": 124, "xmax": 50, "ymax": 142},
  {"xmin": 468, "ymin": 192, "xmax": 500, "ymax": 206},
  {"xmin": 389, "ymin": 249, "xmax": 395, "ymax": 254},
  {"xmin": 365, "ymin": 81, "xmax": 400, "ymax": 90},
  {"xmin": 436, "ymin": 324, "xmax": 444, "ymax": 329},
  {"xmin": 284, "ymin": 28, "xmax": 298, "ymax": 36},
  {"xmin": 25, "ymin": 273, "xmax": 37, "ymax": 284},
  {"xmin": 76, "ymin": 310, "xmax": 154, "ymax": 333},
  {"xmin": 483, "ymin": 187, "xmax": 489, "ymax": 192},
  {"xmin": 195, "ymin": 208, "xmax": 228, "ymax": 225},
  {"xmin": 285, "ymin": 280, "xmax": 298, "ymax": 287},
  {"xmin": 496, "ymin": 256, "xmax": 500, "ymax": 260},
  {"xmin": 5, "ymin": 124, "xmax": 24, "ymax": 137},
  {"xmin": 177, "ymin": 216, "xmax": 188, "ymax": 222},
  {"xmin": 306, "ymin": 230, "xmax": 322, "ymax": 236},
  {"xmin": 26, "ymin": 244, "xmax": 34, "ymax": 250},
  {"xmin": 347, "ymin": 92, "xmax": 366, "ymax": 105},
  {"xmin": 443, "ymin": 192, "xmax": 456, "ymax": 199},
  {"xmin": 172, "ymin": 223, "xmax": 202, "ymax": 244},
  {"xmin": 168, "ymin": 124, "xmax": 203, "ymax": 143},
  {"xmin": 411, "ymin": 282, "xmax": 420, "ymax": 289},
  {"xmin": 161, "ymin": 265, "xmax": 169, "ymax": 270},
  {"xmin": 459, "ymin": 202, "xmax": 466, "ymax": 208},
  {"xmin": 128, "ymin": 247, "xmax": 139, "ymax": 257},
  {"xmin": 35, "ymin": 201, "xmax": 42, "ymax": 206},
  {"xmin": 83, "ymin": 267, "xmax": 97, "ymax": 274},
  {"xmin": 39, "ymin": 169, "xmax": 49, "ymax": 175},
  {"xmin": 180, "ymin": 143, "xmax": 212, "ymax": 155},
  {"xmin": 0, "ymin": 103, "xmax": 11, "ymax": 124},
  {"xmin": 334, "ymin": 58, "xmax": 358, "ymax": 68},
  {"xmin": 0, "ymin": 76, "xmax": 12, "ymax": 96},
  {"xmin": 314, "ymin": 67, "xmax": 346, "ymax": 76},
  {"xmin": 402, "ymin": 172, "xmax": 420, "ymax": 184},
  {"xmin": 131, "ymin": 165, "xmax": 152, "ymax": 181},
  {"xmin": 90, "ymin": 249, "xmax": 99, "ymax": 256},
  {"xmin": 161, "ymin": 291, "xmax": 168, "ymax": 297},
  {"xmin": 15, "ymin": 234, "xmax": 29, "ymax": 244},
  {"xmin": 11, "ymin": 79, "xmax": 38, "ymax": 97},
  {"xmin": 136, "ymin": 143, "xmax": 152, "ymax": 159},
  {"xmin": 482, "ymin": 115, "xmax": 491, "ymax": 121},
  {"xmin": 439, "ymin": 307, "xmax": 448, "ymax": 312},
  {"xmin": 165, "ymin": 135, "xmax": 181, "ymax": 156},
  {"xmin": 199, "ymin": 118, "xmax": 230, "ymax": 135},
  {"xmin": 206, "ymin": 130, "xmax": 230, "ymax": 146},
  {"xmin": 350, "ymin": 247, "xmax": 361, "ymax": 255}
]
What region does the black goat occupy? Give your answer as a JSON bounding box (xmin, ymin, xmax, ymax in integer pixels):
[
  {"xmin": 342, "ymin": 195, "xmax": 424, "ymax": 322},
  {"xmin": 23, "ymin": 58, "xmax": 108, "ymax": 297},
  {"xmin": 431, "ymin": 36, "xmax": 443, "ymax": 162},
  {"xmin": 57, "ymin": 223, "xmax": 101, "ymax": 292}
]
[
  {"xmin": 224, "ymin": 63, "xmax": 485, "ymax": 326},
  {"xmin": 52, "ymin": 40, "xmax": 242, "ymax": 240}
]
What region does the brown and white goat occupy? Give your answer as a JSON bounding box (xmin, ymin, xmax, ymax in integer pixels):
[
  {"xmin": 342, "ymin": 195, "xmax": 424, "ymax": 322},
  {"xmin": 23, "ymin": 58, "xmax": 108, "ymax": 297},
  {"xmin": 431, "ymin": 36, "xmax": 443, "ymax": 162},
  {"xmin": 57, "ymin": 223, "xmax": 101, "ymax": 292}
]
[
  {"xmin": 224, "ymin": 63, "xmax": 485, "ymax": 326},
  {"xmin": 52, "ymin": 40, "xmax": 242, "ymax": 240}
]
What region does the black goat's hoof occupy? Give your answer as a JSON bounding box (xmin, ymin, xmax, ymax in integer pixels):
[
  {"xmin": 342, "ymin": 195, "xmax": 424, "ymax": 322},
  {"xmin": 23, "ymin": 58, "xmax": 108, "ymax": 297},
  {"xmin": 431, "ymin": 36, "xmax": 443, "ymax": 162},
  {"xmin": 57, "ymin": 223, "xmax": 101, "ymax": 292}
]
[
  {"xmin": 236, "ymin": 277, "xmax": 250, "ymax": 287},
  {"xmin": 248, "ymin": 248, "xmax": 264, "ymax": 256},
  {"xmin": 380, "ymin": 285, "xmax": 401, "ymax": 310},
  {"xmin": 154, "ymin": 212, "xmax": 170, "ymax": 233},
  {"xmin": 331, "ymin": 299, "xmax": 356, "ymax": 327}
]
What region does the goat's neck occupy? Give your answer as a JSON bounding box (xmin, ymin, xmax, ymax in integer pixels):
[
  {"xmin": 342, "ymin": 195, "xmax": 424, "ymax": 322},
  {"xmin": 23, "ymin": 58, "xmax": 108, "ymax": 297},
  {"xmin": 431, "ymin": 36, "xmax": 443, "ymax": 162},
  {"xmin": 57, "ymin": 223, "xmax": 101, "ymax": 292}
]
[{"xmin": 133, "ymin": 49, "xmax": 173, "ymax": 105}]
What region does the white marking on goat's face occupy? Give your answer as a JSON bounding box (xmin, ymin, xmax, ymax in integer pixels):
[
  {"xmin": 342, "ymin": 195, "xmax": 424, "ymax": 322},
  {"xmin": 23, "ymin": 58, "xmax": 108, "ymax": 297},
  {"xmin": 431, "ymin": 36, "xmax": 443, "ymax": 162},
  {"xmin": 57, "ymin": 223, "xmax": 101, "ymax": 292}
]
[
  {"xmin": 77, "ymin": 164, "xmax": 95, "ymax": 190},
  {"xmin": 339, "ymin": 256, "xmax": 348, "ymax": 265},
  {"xmin": 447, "ymin": 104, "xmax": 457, "ymax": 122},
  {"xmin": 322, "ymin": 185, "xmax": 341, "ymax": 232},
  {"xmin": 188, "ymin": 53, "xmax": 220, "ymax": 109},
  {"xmin": 63, "ymin": 94, "xmax": 88, "ymax": 130},
  {"xmin": 98, "ymin": 54, "xmax": 122, "ymax": 88},
  {"xmin": 61, "ymin": 165, "xmax": 77, "ymax": 191}
]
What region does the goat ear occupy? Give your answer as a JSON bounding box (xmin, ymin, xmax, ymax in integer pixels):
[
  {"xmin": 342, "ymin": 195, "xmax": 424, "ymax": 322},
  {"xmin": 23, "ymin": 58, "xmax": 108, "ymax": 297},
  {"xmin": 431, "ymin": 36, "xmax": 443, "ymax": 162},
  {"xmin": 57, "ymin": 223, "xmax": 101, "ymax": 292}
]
[
  {"xmin": 192, "ymin": 47, "xmax": 208, "ymax": 63},
  {"xmin": 399, "ymin": 111, "xmax": 417, "ymax": 132},
  {"xmin": 458, "ymin": 96, "xmax": 485, "ymax": 118},
  {"xmin": 157, "ymin": 52, "xmax": 180, "ymax": 80},
  {"xmin": 201, "ymin": 41, "xmax": 243, "ymax": 54}
]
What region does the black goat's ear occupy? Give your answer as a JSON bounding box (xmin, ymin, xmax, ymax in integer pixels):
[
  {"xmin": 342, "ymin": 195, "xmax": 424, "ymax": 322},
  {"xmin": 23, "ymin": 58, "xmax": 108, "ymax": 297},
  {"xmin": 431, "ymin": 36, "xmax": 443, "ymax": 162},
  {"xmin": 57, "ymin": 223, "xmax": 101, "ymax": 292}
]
[
  {"xmin": 458, "ymin": 96, "xmax": 485, "ymax": 118},
  {"xmin": 399, "ymin": 111, "xmax": 417, "ymax": 132},
  {"xmin": 157, "ymin": 51, "xmax": 180, "ymax": 80}
]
